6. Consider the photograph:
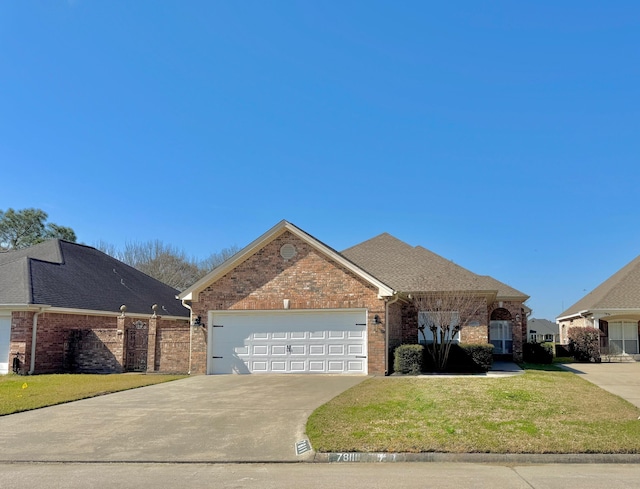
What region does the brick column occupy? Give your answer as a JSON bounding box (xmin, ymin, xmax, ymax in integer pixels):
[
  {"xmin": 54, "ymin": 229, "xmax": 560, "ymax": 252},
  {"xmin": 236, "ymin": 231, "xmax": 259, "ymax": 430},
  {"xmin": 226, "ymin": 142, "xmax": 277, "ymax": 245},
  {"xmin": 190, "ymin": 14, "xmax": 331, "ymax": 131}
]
[
  {"xmin": 147, "ymin": 315, "xmax": 158, "ymax": 373},
  {"xmin": 116, "ymin": 314, "xmax": 126, "ymax": 371}
]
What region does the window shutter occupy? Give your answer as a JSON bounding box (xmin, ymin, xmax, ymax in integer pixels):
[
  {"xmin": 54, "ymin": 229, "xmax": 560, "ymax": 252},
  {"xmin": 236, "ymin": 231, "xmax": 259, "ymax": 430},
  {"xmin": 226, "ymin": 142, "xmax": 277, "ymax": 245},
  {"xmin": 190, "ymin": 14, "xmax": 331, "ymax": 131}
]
[{"xmin": 600, "ymin": 320, "xmax": 609, "ymax": 348}]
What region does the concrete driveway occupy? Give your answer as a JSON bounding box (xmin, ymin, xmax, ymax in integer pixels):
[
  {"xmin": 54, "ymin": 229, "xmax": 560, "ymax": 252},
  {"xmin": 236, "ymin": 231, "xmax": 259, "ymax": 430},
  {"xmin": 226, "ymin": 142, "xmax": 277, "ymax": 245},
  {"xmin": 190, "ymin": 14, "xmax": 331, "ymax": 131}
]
[
  {"xmin": 560, "ymin": 362, "xmax": 640, "ymax": 408},
  {"xmin": 0, "ymin": 374, "xmax": 366, "ymax": 463}
]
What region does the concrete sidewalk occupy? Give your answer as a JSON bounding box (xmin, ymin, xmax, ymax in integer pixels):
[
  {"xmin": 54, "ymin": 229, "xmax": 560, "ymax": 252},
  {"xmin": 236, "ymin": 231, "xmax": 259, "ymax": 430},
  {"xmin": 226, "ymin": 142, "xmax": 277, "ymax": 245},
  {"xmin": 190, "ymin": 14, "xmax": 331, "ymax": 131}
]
[
  {"xmin": 0, "ymin": 374, "xmax": 365, "ymax": 463},
  {"xmin": 559, "ymin": 362, "xmax": 640, "ymax": 408}
]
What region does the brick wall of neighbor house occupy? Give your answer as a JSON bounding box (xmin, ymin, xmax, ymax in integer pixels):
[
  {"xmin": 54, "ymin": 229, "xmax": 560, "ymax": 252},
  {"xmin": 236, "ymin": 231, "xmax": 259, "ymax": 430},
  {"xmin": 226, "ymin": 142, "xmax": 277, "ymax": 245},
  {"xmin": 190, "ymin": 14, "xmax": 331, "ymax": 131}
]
[
  {"xmin": 191, "ymin": 231, "xmax": 387, "ymax": 374},
  {"xmin": 9, "ymin": 311, "xmax": 34, "ymax": 375},
  {"xmin": 9, "ymin": 311, "xmax": 189, "ymax": 374},
  {"xmin": 152, "ymin": 319, "xmax": 191, "ymax": 373},
  {"xmin": 64, "ymin": 328, "xmax": 123, "ymax": 373},
  {"xmin": 557, "ymin": 316, "xmax": 590, "ymax": 344}
]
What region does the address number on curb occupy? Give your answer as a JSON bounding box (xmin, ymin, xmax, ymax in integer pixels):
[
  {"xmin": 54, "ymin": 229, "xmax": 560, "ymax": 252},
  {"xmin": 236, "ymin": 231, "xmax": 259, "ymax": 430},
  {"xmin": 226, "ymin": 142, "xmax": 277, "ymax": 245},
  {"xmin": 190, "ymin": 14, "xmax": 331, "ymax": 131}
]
[{"xmin": 329, "ymin": 453, "xmax": 361, "ymax": 462}]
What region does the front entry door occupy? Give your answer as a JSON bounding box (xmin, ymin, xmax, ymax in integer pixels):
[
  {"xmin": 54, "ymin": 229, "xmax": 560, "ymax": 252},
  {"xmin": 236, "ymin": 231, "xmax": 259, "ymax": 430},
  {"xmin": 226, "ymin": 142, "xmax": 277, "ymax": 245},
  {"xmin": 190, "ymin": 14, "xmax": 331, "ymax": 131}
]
[
  {"xmin": 490, "ymin": 320, "xmax": 513, "ymax": 355},
  {"xmin": 125, "ymin": 320, "xmax": 148, "ymax": 372}
]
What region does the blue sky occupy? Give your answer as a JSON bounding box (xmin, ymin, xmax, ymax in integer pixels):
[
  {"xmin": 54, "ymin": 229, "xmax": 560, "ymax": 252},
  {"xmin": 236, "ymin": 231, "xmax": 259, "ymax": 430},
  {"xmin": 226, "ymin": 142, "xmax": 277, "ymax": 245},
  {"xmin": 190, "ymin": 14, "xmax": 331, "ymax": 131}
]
[{"xmin": 2, "ymin": 1, "xmax": 639, "ymax": 320}]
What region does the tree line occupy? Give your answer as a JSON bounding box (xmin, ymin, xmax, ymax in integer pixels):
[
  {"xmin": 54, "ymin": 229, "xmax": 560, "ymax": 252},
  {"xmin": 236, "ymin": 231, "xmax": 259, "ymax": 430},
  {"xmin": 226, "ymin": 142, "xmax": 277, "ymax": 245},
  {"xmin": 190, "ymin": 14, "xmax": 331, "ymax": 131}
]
[{"xmin": 0, "ymin": 208, "xmax": 238, "ymax": 291}]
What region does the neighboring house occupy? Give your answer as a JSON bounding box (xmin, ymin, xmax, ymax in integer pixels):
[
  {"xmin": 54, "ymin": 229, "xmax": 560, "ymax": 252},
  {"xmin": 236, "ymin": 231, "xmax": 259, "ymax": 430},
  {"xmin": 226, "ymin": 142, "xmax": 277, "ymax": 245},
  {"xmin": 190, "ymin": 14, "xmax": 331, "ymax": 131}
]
[
  {"xmin": 557, "ymin": 255, "xmax": 640, "ymax": 359},
  {"xmin": 0, "ymin": 240, "xmax": 189, "ymax": 375},
  {"xmin": 179, "ymin": 221, "xmax": 530, "ymax": 375},
  {"xmin": 527, "ymin": 318, "xmax": 560, "ymax": 343}
]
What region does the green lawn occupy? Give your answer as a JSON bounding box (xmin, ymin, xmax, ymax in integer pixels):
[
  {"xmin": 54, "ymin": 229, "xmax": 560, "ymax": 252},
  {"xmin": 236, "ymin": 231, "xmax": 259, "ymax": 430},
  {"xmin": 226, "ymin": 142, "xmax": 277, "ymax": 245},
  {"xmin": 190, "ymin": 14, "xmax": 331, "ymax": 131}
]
[
  {"xmin": 0, "ymin": 373, "xmax": 186, "ymax": 416},
  {"xmin": 307, "ymin": 370, "xmax": 640, "ymax": 454}
]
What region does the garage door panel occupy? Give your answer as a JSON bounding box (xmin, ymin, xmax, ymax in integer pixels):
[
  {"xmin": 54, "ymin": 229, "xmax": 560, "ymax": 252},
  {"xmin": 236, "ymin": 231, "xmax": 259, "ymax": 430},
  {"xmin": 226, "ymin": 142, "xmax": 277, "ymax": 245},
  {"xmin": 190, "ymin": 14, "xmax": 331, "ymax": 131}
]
[
  {"xmin": 328, "ymin": 361, "xmax": 345, "ymax": 372},
  {"xmin": 290, "ymin": 361, "xmax": 306, "ymax": 372},
  {"xmin": 270, "ymin": 361, "xmax": 286, "ymax": 372},
  {"xmin": 348, "ymin": 360, "xmax": 364, "ymax": 371},
  {"xmin": 209, "ymin": 310, "xmax": 367, "ymax": 375},
  {"xmin": 253, "ymin": 345, "xmax": 268, "ymax": 355},
  {"xmin": 251, "ymin": 361, "xmax": 267, "ymax": 371}
]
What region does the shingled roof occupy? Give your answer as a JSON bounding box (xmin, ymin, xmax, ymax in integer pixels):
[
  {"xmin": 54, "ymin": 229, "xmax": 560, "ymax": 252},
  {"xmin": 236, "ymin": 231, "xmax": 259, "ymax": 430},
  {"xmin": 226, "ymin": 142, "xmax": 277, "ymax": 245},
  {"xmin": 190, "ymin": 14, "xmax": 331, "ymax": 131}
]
[
  {"xmin": 341, "ymin": 233, "xmax": 528, "ymax": 299},
  {"xmin": 0, "ymin": 240, "xmax": 188, "ymax": 317},
  {"xmin": 558, "ymin": 254, "xmax": 640, "ymax": 319}
]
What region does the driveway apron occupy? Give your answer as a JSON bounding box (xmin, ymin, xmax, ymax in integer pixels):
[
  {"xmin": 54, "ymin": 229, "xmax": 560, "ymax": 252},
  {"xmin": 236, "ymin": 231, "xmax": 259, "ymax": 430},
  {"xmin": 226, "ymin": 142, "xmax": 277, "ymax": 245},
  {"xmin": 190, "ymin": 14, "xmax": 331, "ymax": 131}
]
[
  {"xmin": 561, "ymin": 362, "xmax": 640, "ymax": 408},
  {"xmin": 0, "ymin": 375, "xmax": 366, "ymax": 463}
]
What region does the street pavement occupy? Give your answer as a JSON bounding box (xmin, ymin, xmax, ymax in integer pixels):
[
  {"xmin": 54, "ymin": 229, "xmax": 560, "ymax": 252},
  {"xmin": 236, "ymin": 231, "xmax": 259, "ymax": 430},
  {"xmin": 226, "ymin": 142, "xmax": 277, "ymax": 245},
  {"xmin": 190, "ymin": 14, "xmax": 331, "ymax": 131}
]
[{"xmin": 2, "ymin": 462, "xmax": 640, "ymax": 489}]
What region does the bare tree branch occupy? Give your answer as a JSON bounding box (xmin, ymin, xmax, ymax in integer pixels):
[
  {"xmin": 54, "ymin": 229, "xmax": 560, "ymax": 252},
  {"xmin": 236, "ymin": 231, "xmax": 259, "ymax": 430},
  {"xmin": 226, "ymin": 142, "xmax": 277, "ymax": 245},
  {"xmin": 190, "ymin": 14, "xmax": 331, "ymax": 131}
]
[{"xmin": 413, "ymin": 290, "xmax": 486, "ymax": 372}]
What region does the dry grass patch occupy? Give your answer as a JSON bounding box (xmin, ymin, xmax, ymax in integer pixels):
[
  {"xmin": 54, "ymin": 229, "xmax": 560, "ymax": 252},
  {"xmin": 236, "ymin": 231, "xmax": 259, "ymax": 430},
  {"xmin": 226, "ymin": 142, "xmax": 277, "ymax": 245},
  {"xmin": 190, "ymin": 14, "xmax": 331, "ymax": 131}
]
[
  {"xmin": 307, "ymin": 371, "xmax": 640, "ymax": 453},
  {"xmin": 0, "ymin": 373, "xmax": 186, "ymax": 416}
]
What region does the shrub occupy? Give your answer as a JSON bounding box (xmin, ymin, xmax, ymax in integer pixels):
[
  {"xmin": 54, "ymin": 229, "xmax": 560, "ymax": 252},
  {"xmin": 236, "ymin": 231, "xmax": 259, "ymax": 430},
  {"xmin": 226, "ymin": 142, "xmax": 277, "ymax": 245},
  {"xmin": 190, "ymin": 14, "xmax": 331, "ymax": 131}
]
[
  {"xmin": 459, "ymin": 343, "xmax": 494, "ymax": 372},
  {"xmin": 523, "ymin": 341, "xmax": 554, "ymax": 364},
  {"xmin": 568, "ymin": 327, "xmax": 601, "ymax": 363},
  {"xmin": 394, "ymin": 344, "xmax": 424, "ymax": 374},
  {"xmin": 423, "ymin": 343, "xmax": 494, "ymax": 373}
]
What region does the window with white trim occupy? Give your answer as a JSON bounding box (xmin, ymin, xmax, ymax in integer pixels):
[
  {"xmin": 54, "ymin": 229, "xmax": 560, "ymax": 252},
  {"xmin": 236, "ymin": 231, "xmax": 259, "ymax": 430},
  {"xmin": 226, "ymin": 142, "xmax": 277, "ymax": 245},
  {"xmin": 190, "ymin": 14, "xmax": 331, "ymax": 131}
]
[
  {"xmin": 418, "ymin": 311, "xmax": 460, "ymax": 344},
  {"xmin": 609, "ymin": 321, "xmax": 639, "ymax": 355}
]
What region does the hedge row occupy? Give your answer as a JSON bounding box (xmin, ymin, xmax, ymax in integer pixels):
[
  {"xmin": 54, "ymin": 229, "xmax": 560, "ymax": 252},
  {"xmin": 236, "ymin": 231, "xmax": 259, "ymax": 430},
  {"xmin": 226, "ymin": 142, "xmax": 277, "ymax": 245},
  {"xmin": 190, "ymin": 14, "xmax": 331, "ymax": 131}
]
[{"xmin": 393, "ymin": 343, "xmax": 494, "ymax": 374}]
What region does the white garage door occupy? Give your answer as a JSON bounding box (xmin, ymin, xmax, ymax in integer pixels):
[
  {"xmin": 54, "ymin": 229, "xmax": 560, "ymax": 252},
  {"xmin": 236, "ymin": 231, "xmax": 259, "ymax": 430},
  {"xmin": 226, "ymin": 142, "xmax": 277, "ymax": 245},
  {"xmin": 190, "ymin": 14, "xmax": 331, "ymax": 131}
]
[
  {"xmin": 0, "ymin": 315, "xmax": 11, "ymax": 375},
  {"xmin": 208, "ymin": 309, "xmax": 368, "ymax": 374}
]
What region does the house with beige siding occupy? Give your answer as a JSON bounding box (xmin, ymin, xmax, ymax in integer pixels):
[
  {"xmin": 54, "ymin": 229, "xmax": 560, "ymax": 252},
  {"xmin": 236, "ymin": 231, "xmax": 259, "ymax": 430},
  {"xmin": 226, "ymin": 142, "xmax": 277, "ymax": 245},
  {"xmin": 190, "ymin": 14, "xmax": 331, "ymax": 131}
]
[{"xmin": 557, "ymin": 254, "xmax": 640, "ymax": 359}]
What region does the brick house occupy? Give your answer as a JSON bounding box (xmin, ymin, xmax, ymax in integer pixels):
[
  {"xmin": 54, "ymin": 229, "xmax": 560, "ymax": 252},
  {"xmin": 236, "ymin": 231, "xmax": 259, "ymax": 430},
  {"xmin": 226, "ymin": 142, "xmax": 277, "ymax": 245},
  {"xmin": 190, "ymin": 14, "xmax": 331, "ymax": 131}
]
[
  {"xmin": 0, "ymin": 240, "xmax": 190, "ymax": 375},
  {"xmin": 180, "ymin": 221, "xmax": 530, "ymax": 375},
  {"xmin": 557, "ymin": 254, "xmax": 640, "ymax": 359}
]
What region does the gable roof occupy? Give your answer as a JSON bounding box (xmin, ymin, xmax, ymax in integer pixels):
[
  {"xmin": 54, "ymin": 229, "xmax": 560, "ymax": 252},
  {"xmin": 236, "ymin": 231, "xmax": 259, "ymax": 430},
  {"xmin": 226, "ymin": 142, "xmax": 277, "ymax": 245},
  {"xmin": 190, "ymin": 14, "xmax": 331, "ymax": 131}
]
[
  {"xmin": 558, "ymin": 254, "xmax": 640, "ymax": 319},
  {"xmin": 527, "ymin": 318, "xmax": 559, "ymax": 335},
  {"xmin": 341, "ymin": 233, "xmax": 528, "ymax": 300},
  {"xmin": 181, "ymin": 222, "xmax": 528, "ymax": 304},
  {"xmin": 179, "ymin": 221, "xmax": 395, "ymax": 301},
  {"xmin": 0, "ymin": 240, "xmax": 188, "ymax": 317}
]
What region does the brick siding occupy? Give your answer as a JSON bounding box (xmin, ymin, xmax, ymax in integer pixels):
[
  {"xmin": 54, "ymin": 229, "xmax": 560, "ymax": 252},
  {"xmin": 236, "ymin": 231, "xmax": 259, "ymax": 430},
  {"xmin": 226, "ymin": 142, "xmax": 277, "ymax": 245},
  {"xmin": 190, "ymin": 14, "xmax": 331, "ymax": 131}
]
[
  {"xmin": 190, "ymin": 231, "xmax": 388, "ymax": 374},
  {"xmin": 9, "ymin": 310, "xmax": 189, "ymax": 374}
]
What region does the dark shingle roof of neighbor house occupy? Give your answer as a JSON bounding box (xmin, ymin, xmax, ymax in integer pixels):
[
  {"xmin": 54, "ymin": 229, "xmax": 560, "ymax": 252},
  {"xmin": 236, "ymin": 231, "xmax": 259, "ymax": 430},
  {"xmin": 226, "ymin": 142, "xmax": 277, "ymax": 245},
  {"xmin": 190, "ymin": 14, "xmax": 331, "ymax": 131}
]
[
  {"xmin": 558, "ymin": 254, "xmax": 640, "ymax": 319},
  {"xmin": 341, "ymin": 233, "xmax": 528, "ymax": 299},
  {"xmin": 527, "ymin": 318, "xmax": 559, "ymax": 335},
  {"xmin": 0, "ymin": 240, "xmax": 188, "ymax": 317}
]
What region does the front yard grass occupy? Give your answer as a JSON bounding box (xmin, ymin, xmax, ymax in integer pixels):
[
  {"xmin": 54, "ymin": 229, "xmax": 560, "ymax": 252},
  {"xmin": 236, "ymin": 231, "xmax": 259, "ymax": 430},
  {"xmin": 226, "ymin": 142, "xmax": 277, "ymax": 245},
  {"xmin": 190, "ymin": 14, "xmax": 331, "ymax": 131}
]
[
  {"xmin": 307, "ymin": 370, "xmax": 640, "ymax": 454},
  {"xmin": 0, "ymin": 373, "xmax": 186, "ymax": 416}
]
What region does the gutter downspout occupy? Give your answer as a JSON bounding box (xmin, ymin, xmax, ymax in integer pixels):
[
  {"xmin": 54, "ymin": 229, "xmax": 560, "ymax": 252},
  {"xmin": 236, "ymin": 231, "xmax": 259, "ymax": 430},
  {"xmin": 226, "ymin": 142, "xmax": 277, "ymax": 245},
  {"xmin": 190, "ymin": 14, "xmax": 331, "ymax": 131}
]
[
  {"xmin": 29, "ymin": 308, "xmax": 45, "ymax": 375},
  {"xmin": 182, "ymin": 299, "xmax": 193, "ymax": 375},
  {"xmin": 385, "ymin": 294, "xmax": 400, "ymax": 376}
]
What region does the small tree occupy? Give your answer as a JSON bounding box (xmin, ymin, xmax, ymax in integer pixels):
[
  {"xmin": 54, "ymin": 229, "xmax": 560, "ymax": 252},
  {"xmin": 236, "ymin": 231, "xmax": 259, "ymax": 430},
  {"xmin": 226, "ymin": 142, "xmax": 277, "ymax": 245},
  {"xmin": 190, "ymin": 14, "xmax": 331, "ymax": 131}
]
[
  {"xmin": 412, "ymin": 290, "xmax": 485, "ymax": 372},
  {"xmin": 0, "ymin": 208, "xmax": 76, "ymax": 250}
]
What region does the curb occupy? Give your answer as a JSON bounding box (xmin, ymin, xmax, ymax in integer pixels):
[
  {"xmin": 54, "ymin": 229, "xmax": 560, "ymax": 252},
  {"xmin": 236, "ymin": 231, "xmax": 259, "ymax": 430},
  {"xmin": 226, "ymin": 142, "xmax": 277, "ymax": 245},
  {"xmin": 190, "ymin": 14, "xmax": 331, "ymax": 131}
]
[{"xmin": 313, "ymin": 452, "xmax": 640, "ymax": 464}]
